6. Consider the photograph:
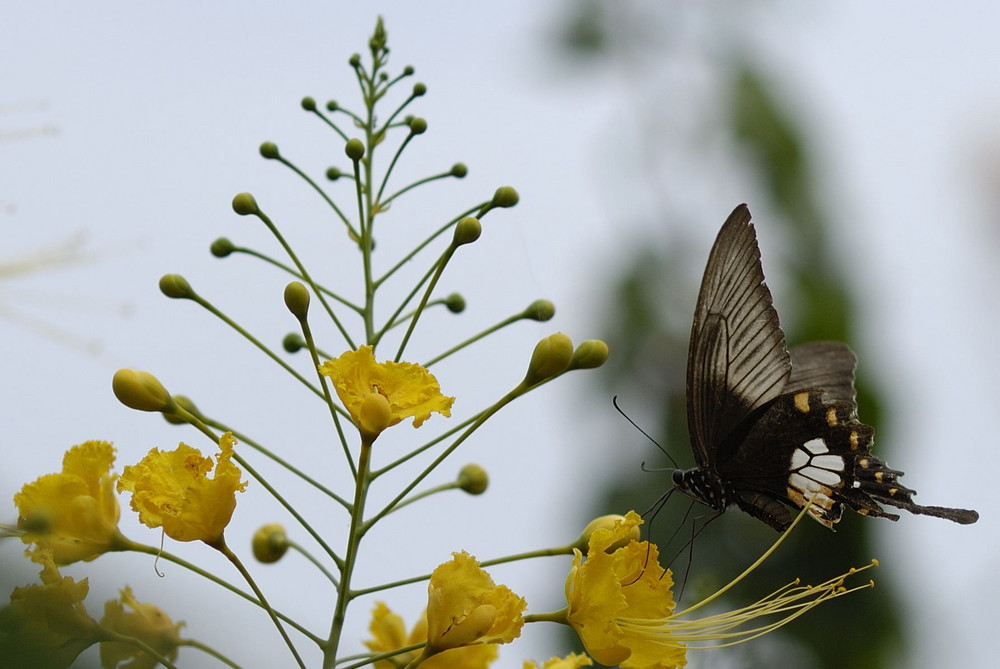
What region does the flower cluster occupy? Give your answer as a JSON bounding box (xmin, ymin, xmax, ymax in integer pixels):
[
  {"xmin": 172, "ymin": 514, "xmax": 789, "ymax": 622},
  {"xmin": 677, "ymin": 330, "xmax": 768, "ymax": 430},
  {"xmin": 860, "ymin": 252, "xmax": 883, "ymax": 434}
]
[{"xmin": 2, "ymin": 17, "xmax": 876, "ymax": 669}]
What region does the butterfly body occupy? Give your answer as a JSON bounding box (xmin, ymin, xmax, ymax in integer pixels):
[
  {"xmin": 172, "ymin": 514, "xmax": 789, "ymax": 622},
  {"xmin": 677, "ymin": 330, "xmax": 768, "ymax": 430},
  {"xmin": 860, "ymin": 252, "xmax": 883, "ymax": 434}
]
[{"xmin": 677, "ymin": 204, "xmax": 978, "ymax": 530}]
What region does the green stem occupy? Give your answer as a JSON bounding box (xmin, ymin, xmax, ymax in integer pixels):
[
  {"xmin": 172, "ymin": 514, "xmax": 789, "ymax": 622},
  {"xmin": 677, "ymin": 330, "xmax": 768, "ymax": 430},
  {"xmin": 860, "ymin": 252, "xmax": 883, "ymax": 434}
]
[
  {"xmin": 228, "ymin": 246, "xmax": 362, "ymax": 314},
  {"xmin": 95, "ymin": 627, "xmax": 180, "ymax": 669},
  {"xmin": 181, "ymin": 638, "xmax": 243, "ymax": 668},
  {"xmin": 275, "ymin": 154, "xmax": 357, "ymax": 239}
]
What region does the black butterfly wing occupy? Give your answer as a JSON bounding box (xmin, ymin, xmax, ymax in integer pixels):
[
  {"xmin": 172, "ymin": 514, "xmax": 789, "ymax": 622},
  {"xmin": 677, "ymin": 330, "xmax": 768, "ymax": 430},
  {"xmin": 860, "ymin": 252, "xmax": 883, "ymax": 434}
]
[
  {"xmin": 686, "ymin": 204, "xmax": 791, "ymax": 469},
  {"xmin": 786, "ymin": 341, "xmax": 859, "ymax": 406}
]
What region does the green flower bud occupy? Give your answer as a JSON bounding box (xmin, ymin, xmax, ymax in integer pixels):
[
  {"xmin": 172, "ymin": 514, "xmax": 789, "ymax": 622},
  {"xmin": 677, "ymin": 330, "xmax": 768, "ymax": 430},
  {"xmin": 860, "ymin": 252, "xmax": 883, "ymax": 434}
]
[
  {"xmin": 524, "ymin": 333, "xmax": 574, "ymax": 386},
  {"xmin": 159, "ymin": 274, "xmax": 193, "ymax": 299},
  {"xmin": 523, "ymin": 299, "xmax": 555, "ymax": 322},
  {"xmin": 412, "ymin": 81, "xmax": 426, "ymax": 95},
  {"xmin": 326, "ymin": 167, "xmax": 343, "ymax": 181},
  {"xmin": 349, "ymin": 53, "xmax": 361, "ymax": 67},
  {"xmin": 284, "ymin": 281, "xmax": 310, "ymax": 320},
  {"xmin": 210, "ymin": 237, "xmax": 235, "ymax": 258},
  {"xmin": 491, "ymin": 186, "xmax": 519, "ymax": 208},
  {"xmin": 113, "ymin": 369, "xmax": 173, "ymax": 413},
  {"xmin": 282, "ymin": 333, "xmax": 305, "ymax": 353},
  {"xmin": 345, "ymin": 138, "xmax": 365, "ymax": 161},
  {"xmin": 326, "ymin": 100, "xmax": 338, "ymax": 112},
  {"xmin": 403, "ymin": 65, "xmax": 415, "ymax": 76},
  {"xmin": 457, "ymin": 464, "xmax": 489, "ymax": 495},
  {"xmin": 232, "ymin": 192, "xmax": 260, "ymax": 216},
  {"xmin": 450, "ymin": 163, "xmax": 468, "ymax": 178},
  {"xmin": 259, "ymin": 142, "xmax": 280, "ymax": 159},
  {"xmin": 409, "ymin": 117, "xmax": 428, "ymax": 135},
  {"xmin": 453, "ymin": 217, "xmax": 482, "ymax": 247},
  {"xmin": 301, "ymin": 97, "xmax": 317, "ymax": 111},
  {"xmin": 252, "ymin": 523, "xmax": 289, "ymax": 564},
  {"xmin": 163, "ymin": 394, "xmax": 199, "ymax": 425},
  {"xmin": 444, "ymin": 293, "xmax": 466, "ymax": 313},
  {"xmin": 570, "ymin": 339, "xmax": 609, "ymax": 370}
]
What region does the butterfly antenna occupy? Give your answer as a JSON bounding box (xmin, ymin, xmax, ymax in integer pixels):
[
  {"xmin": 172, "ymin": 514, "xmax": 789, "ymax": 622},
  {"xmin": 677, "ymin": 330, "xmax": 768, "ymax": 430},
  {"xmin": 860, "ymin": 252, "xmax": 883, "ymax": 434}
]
[{"xmin": 612, "ymin": 395, "xmax": 679, "ymax": 468}]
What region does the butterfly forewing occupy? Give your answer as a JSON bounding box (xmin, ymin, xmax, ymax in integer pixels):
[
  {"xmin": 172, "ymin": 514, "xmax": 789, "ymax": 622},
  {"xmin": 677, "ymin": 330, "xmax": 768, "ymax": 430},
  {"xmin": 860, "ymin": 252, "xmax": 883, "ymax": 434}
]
[{"xmin": 686, "ymin": 204, "xmax": 790, "ymax": 468}]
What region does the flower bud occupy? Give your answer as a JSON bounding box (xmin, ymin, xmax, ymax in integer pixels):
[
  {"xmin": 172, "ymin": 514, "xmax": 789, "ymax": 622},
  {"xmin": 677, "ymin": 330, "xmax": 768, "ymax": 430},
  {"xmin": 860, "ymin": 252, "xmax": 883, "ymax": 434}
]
[
  {"xmin": 163, "ymin": 394, "xmax": 199, "ymax": 425},
  {"xmin": 359, "ymin": 392, "xmax": 392, "ymax": 441},
  {"xmin": 453, "ymin": 217, "xmax": 482, "ymax": 247},
  {"xmin": 450, "ymin": 163, "xmax": 468, "ymax": 178},
  {"xmin": 409, "ymin": 117, "xmax": 428, "ymax": 135},
  {"xmin": 349, "ymin": 53, "xmax": 361, "ymax": 67},
  {"xmin": 345, "ymin": 138, "xmax": 366, "ymax": 161},
  {"xmin": 570, "ymin": 339, "xmax": 609, "ymax": 370},
  {"xmin": 457, "ymin": 464, "xmax": 489, "ymax": 495},
  {"xmin": 326, "ymin": 100, "xmax": 339, "ymax": 112},
  {"xmin": 301, "ymin": 96, "xmax": 317, "ymax": 111},
  {"xmin": 412, "ymin": 81, "xmax": 426, "ymax": 95},
  {"xmin": 158, "ymin": 274, "xmax": 193, "ymax": 299},
  {"xmin": 113, "ymin": 369, "xmax": 173, "ymax": 413},
  {"xmin": 326, "ymin": 167, "xmax": 343, "ymax": 181},
  {"xmin": 252, "ymin": 523, "xmax": 289, "ymax": 563},
  {"xmin": 491, "ymin": 186, "xmax": 519, "ymax": 209},
  {"xmin": 283, "ymin": 333, "xmax": 306, "ymax": 353},
  {"xmin": 523, "ymin": 333, "xmax": 574, "ymax": 386},
  {"xmin": 232, "ymin": 192, "xmax": 260, "ymax": 216},
  {"xmin": 284, "ymin": 281, "xmax": 310, "ymax": 320},
  {"xmin": 572, "ymin": 514, "xmax": 637, "ymax": 552},
  {"xmin": 444, "ymin": 293, "xmax": 466, "ymax": 313},
  {"xmin": 210, "ymin": 237, "xmax": 235, "ymax": 258},
  {"xmin": 523, "ymin": 299, "xmax": 555, "ymax": 322},
  {"xmin": 259, "ymin": 142, "xmax": 280, "ymax": 160}
]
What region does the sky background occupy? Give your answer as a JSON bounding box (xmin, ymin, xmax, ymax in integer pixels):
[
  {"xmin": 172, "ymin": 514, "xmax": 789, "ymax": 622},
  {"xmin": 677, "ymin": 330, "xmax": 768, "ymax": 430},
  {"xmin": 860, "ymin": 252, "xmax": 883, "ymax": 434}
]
[{"xmin": 3, "ymin": 2, "xmax": 999, "ymax": 668}]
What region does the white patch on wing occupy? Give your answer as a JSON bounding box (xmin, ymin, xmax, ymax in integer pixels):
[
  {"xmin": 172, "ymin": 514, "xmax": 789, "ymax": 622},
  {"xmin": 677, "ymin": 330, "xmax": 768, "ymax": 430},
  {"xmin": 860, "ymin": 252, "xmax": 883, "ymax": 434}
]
[{"xmin": 803, "ymin": 438, "xmax": 829, "ymax": 455}]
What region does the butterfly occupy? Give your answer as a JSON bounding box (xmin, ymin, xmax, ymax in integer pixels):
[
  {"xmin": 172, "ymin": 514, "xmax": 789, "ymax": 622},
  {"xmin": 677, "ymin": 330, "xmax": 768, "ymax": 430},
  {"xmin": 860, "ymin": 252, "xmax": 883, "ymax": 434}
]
[{"xmin": 671, "ymin": 204, "xmax": 979, "ymax": 531}]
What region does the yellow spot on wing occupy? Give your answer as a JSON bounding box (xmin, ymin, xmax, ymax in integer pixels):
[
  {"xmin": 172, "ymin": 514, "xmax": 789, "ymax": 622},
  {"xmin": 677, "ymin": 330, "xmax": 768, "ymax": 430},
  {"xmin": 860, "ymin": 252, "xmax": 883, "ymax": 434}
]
[
  {"xmin": 794, "ymin": 392, "xmax": 811, "ymax": 413},
  {"xmin": 850, "ymin": 431, "xmax": 859, "ymax": 450},
  {"xmin": 826, "ymin": 408, "xmax": 837, "ymax": 426}
]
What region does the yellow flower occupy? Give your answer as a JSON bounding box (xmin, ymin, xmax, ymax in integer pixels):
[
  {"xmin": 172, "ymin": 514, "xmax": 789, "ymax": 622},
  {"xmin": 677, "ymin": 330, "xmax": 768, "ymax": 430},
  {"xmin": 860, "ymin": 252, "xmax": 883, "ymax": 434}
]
[
  {"xmin": 117, "ymin": 432, "xmax": 247, "ymax": 545},
  {"xmin": 14, "ymin": 441, "xmax": 125, "ymax": 564},
  {"xmin": 365, "ymin": 602, "xmax": 498, "ymax": 669},
  {"xmin": 319, "ymin": 345, "xmax": 454, "ymax": 440},
  {"xmin": 565, "ymin": 512, "xmax": 683, "ymax": 669},
  {"xmin": 99, "ymin": 586, "xmax": 185, "ymax": 669},
  {"xmin": 0, "ymin": 551, "xmax": 101, "ymax": 668},
  {"xmin": 561, "ymin": 509, "xmax": 877, "ymax": 669},
  {"xmin": 523, "ymin": 653, "xmax": 593, "ymax": 669},
  {"xmin": 423, "ymin": 551, "xmax": 526, "ymax": 656}
]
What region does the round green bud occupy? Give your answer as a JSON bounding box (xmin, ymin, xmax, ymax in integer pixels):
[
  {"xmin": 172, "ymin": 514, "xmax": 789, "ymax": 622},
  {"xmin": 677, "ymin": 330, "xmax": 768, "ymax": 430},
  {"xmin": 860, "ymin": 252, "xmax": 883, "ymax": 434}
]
[
  {"xmin": 457, "ymin": 464, "xmax": 489, "ymax": 495},
  {"xmin": 523, "ymin": 299, "xmax": 555, "ymax": 322},
  {"xmin": 452, "ymin": 217, "xmax": 482, "ymax": 246},
  {"xmin": 259, "ymin": 142, "xmax": 280, "ymax": 160},
  {"xmin": 326, "ymin": 167, "xmax": 342, "ymax": 181},
  {"xmin": 210, "ymin": 237, "xmax": 235, "ymax": 258},
  {"xmin": 409, "ymin": 117, "xmax": 427, "ymax": 135},
  {"xmin": 444, "ymin": 293, "xmax": 466, "ymax": 313},
  {"xmin": 284, "ymin": 281, "xmax": 310, "ymax": 320},
  {"xmin": 113, "ymin": 369, "xmax": 174, "ymax": 413},
  {"xmin": 163, "ymin": 394, "xmax": 199, "ymax": 425},
  {"xmin": 450, "ymin": 163, "xmax": 468, "ymax": 178},
  {"xmin": 326, "ymin": 100, "xmax": 338, "ymax": 112},
  {"xmin": 403, "ymin": 65, "xmax": 415, "ymax": 76},
  {"xmin": 413, "ymin": 82, "xmax": 427, "ymax": 96},
  {"xmin": 345, "ymin": 138, "xmax": 365, "ymax": 161},
  {"xmin": 378, "ymin": 72, "xmax": 388, "ymax": 82},
  {"xmin": 524, "ymin": 333, "xmax": 574, "ymax": 386},
  {"xmin": 570, "ymin": 339, "xmax": 610, "ymax": 370},
  {"xmin": 232, "ymin": 192, "xmax": 260, "ymax": 216},
  {"xmin": 252, "ymin": 523, "xmax": 289, "ymax": 564},
  {"xmin": 282, "ymin": 333, "xmax": 305, "ymax": 353},
  {"xmin": 301, "ymin": 97, "xmax": 316, "ymax": 111},
  {"xmin": 349, "ymin": 53, "xmax": 361, "ymax": 67},
  {"xmin": 159, "ymin": 274, "xmax": 193, "ymax": 299},
  {"xmin": 491, "ymin": 186, "xmax": 519, "ymax": 208}
]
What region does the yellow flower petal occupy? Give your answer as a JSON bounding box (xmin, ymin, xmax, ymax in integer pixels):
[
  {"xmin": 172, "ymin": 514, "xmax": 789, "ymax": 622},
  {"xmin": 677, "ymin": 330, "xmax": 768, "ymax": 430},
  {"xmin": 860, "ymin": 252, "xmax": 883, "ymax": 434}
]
[
  {"xmin": 117, "ymin": 433, "xmax": 247, "ymax": 545},
  {"xmin": 523, "ymin": 653, "xmax": 593, "ymax": 669},
  {"xmin": 99, "ymin": 586, "xmax": 185, "ymax": 669},
  {"xmin": 365, "ymin": 603, "xmax": 499, "ymax": 669},
  {"xmin": 319, "ymin": 345, "xmax": 454, "ymax": 439},
  {"xmin": 426, "ymin": 551, "xmax": 526, "ymax": 653},
  {"xmin": 14, "ymin": 441, "xmax": 123, "ymax": 564}
]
